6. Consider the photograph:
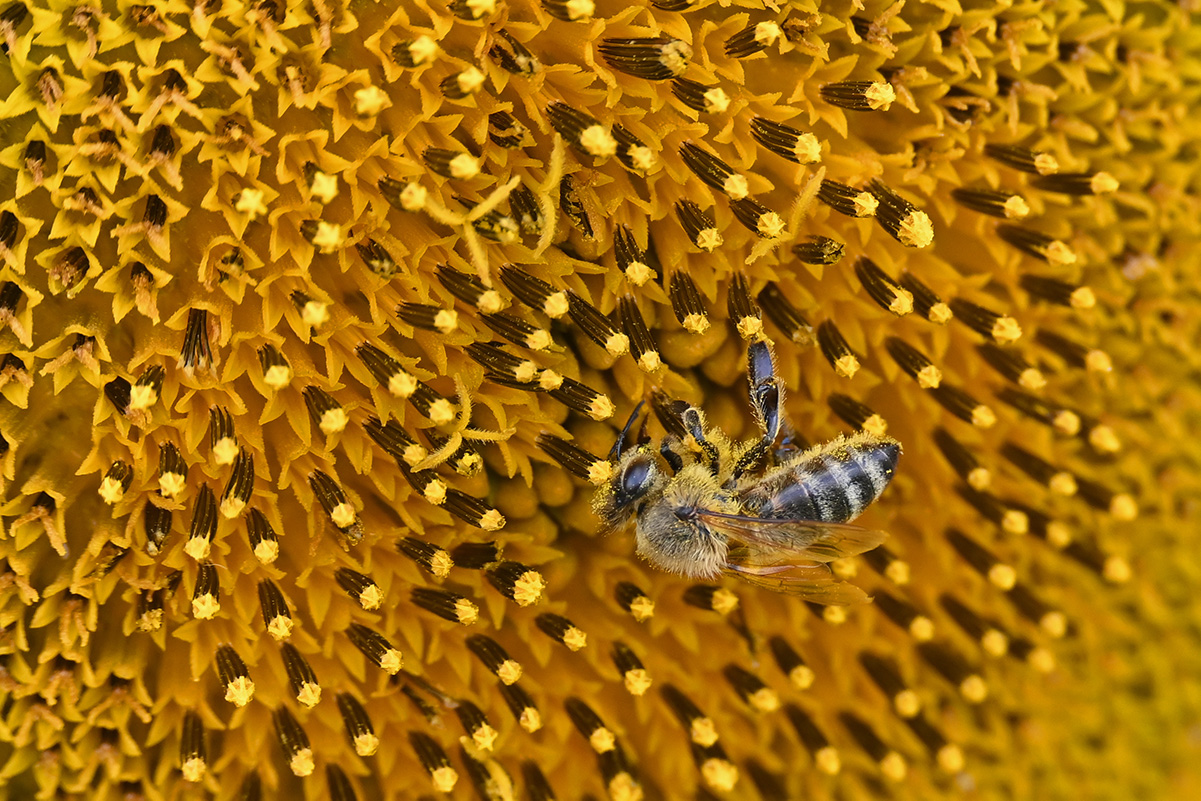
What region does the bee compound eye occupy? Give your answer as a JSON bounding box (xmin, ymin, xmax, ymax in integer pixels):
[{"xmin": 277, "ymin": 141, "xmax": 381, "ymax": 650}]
[{"xmin": 619, "ymin": 458, "xmax": 652, "ymax": 499}]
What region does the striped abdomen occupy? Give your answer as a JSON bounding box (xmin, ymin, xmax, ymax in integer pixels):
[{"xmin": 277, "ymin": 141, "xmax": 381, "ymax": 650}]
[{"xmin": 738, "ymin": 433, "xmax": 901, "ymax": 523}]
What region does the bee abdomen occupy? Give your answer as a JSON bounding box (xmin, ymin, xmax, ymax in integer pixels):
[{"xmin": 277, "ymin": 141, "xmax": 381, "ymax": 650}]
[{"xmin": 746, "ymin": 434, "xmax": 900, "ymax": 523}]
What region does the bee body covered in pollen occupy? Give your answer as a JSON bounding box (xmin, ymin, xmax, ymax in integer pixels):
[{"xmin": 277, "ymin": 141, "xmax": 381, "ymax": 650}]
[{"xmin": 593, "ymin": 340, "xmax": 900, "ymax": 604}]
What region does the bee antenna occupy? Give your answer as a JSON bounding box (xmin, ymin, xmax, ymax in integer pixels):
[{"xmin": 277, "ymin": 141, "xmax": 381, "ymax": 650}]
[{"xmin": 609, "ymin": 400, "xmax": 647, "ymax": 460}]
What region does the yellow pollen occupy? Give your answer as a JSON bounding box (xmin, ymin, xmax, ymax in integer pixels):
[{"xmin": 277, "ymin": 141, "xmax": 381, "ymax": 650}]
[
  {"xmin": 579, "ymin": 125, "xmax": 617, "ymax": 157},
  {"xmin": 1085, "ymin": 350, "xmax": 1113, "ymax": 373},
  {"xmin": 566, "ymin": 0, "xmax": 594, "ymax": 20},
  {"xmin": 358, "ymin": 585, "xmax": 383, "ymax": 610},
  {"xmin": 638, "ymin": 351, "xmax": 662, "ymax": 372},
  {"xmin": 991, "ymin": 316, "xmax": 1022, "ymax": 344},
  {"xmin": 520, "ymin": 708, "xmax": 542, "ymax": 733},
  {"xmin": 353, "ymin": 85, "xmax": 389, "ymax": 116},
  {"xmin": 472, "ymin": 723, "xmax": 499, "ymax": 751},
  {"xmin": 889, "ymin": 288, "xmax": 915, "ymax": 315},
  {"xmin": 795, "ymin": 133, "xmax": 822, "ymax": 163},
  {"xmin": 898, "ymin": 211, "xmax": 934, "ymax": 247},
  {"xmin": 816, "ymin": 746, "xmax": 841, "ymax": 775},
  {"xmin": 894, "ymin": 690, "xmax": 921, "ymax": 718},
  {"xmin": 427, "ymin": 399, "xmax": 456, "ymax": 424},
  {"xmin": 433, "ymin": 309, "xmax": 458, "ymax": 334},
  {"xmin": 625, "ymin": 261, "xmax": 654, "ymax": 286},
  {"xmin": 910, "ymin": 616, "xmax": 935, "ymax": 641},
  {"xmin": 835, "ymin": 355, "xmax": 860, "ymax": 379},
  {"xmin": 862, "ymin": 415, "xmax": 889, "ymax": 437},
  {"xmin": 660, "ymin": 41, "xmax": 692, "ymax": 75},
  {"xmin": 624, "ymin": 669, "xmax": 652, "ymax": 696},
  {"xmin": 424, "ymin": 480, "xmax": 448, "ymax": 505},
  {"xmin": 297, "ymin": 682, "xmax": 321, "ymax": 708},
  {"xmin": 1044, "ymin": 240, "xmax": 1076, "ymax": 267},
  {"xmin": 695, "ymin": 228, "xmax": 722, "ymax": 251},
  {"xmin": 1019, "ymin": 368, "xmax": 1046, "ymax": 390},
  {"xmin": 605, "ymin": 332, "xmax": 630, "ymax": 356},
  {"xmin": 563, "ymin": 627, "xmax": 587, "ymax": 651},
  {"xmin": 525, "ymin": 329, "xmax": 553, "ymax": 351},
  {"xmin": 449, "ymin": 153, "xmax": 480, "ymax": 179},
  {"xmin": 758, "ymin": 211, "xmax": 786, "ymax": 238},
  {"xmin": 1053, "ymin": 410, "xmax": 1082, "ymax": 436},
  {"xmin": 379, "ymin": 649, "xmax": 403, "ymax": 675},
  {"xmin": 479, "ymin": 510, "xmax": 506, "ymax": 531},
  {"xmin": 885, "ymin": 559, "xmax": 911, "ymax": 585},
  {"xmin": 98, "ymin": 477, "xmax": 124, "ymax": 505},
  {"xmin": 832, "ymin": 558, "xmax": 857, "ymax": 580},
  {"xmin": 455, "ymin": 599, "xmax": 479, "ymax": 625},
  {"xmin": 1049, "ymin": 472, "xmax": 1077, "ymax": 496},
  {"xmin": 629, "ymin": 145, "xmax": 657, "ymax": 173},
  {"xmin": 184, "ymin": 536, "xmax": 211, "ymax": 561},
  {"xmin": 220, "ymin": 498, "xmax": 246, "ymax": 519},
  {"xmin": 330, "ymin": 502, "xmax": 356, "ymax": 528},
  {"xmin": 224, "ymin": 677, "xmax": 255, "ymax": 707},
  {"xmin": 630, "ymin": 596, "xmax": 654, "ymax": 622},
  {"xmin": 982, "ymin": 630, "xmax": 1009, "ymax": 657},
  {"xmin": 235, "ymin": 188, "xmax": 268, "ymax": 218},
  {"xmin": 264, "ymin": 364, "xmax": 292, "ymax": 389},
  {"xmin": 852, "ymin": 192, "xmax": 878, "ymax": 217},
  {"xmin": 881, "ymin": 752, "xmax": 907, "ymax": 782},
  {"xmin": 710, "ymin": 588, "xmax": 739, "ymax": 615},
  {"xmin": 971, "ymin": 405, "xmax": 997, "ymax": 428},
  {"xmin": 916, "ymin": 365, "xmax": 942, "ymax": 389},
  {"xmin": 960, "ymin": 675, "xmax": 988, "ymax": 703},
  {"xmin": 254, "ymin": 539, "xmax": 279, "ymax": 564},
  {"xmin": 354, "ymin": 733, "xmax": 380, "ymax": 757},
  {"xmin": 589, "ymin": 727, "xmax": 616, "ymax": 753},
  {"xmin": 1047, "ymin": 522, "xmax": 1073, "ymax": 549},
  {"xmin": 466, "ymin": 0, "xmax": 496, "ymax": 17},
  {"xmin": 1110, "ymin": 494, "xmax": 1138, "ymax": 521},
  {"xmin": 609, "ymin": 773, "xmax": 644, "ymax": 801},
  {"xmin": 988, "ymin": 564, "xmax": 1017, "ymax": 590},
  {"xmin": 723, "ymin": 174, "xmax": 749, "ymax": 200},
  {"xmin": 429, "ymin": 550, "xmax": 453, "ymax": 578},
  {"xmin": 212, "ymin": 437, "xmax": 240, "ymax": 464},
  {"xmin": 512, "ymin": 571, "xmax": 546, "ymax": 606},
  {"xmin": 736, "ymin": 316, "xmax": 765, "ymax": 340},
  {"xmin": 181, "ymin": 758, "xmax": 206, "ymax": 783},
  {"xmin": 1091, "ymin": 171, "xmax": 1119, "ymax": 193},
  {"xmin": 309, "ymin": 172, "xmax": 338, "ymax": 203},
  {"xmin": 158, "ymin": 472, "xmax": 185, "ymax": 498},
  {"xmin": 129, "ymin": 384, "xmax": 157, "ymax": 411},
  {"xmin": 1104, "ymin": 556, "xmax": 1132, "ymax": 583},
  {"xmin": 432, "ymin": 766, "xmax": 458, "ymax": 793},
  {"xmin": 589, "ymin": 395, "xmax": 616, "ymax": 421},
  {"xmin": 1002, "ymin": 510, "xmax": 1028, "ymax": 534},
  {"xmin": 690, "ymin": 717, "xmax": 719, "ymax": 747},
  {"xmin": 749, "ymin": 688, "xmax": 779, "ymax": 712},
  {"xmin": 302, "ymin": 301, "xmax": 329, "ymax": 327},
  {"xmin": 456, "ymin": 67, "xmax": 486, "ymax": 96},
  {"xmin": 539, "ymin": 292, "xmax": 568, "ymax": 317},
  {"xmin": 587, "ymin": 461, "xmax": 614, "ymax": 485},
  {"xmin": 1034, "ymin": 153, "xmax": 1059, "ymax": 174},
  {"xmin": 937, "ymin": 745, "xmax": 964, "ymax": 774},
  {"xmin": 192, "ymin": 594, "xmax": 219, "ymax": 619},
  {"xmin": 267, "ymin": 615, "xmax": 293, "ymax": 641},
  {"xmin": 512, "ymin": 360, "xmax": 538, "ymax": 383},
  {"xmin": 1069, "ymin": 287, "xmax": 1096, "ymax": 309},
  {"xmin": 683, "ymin": 313, "xmax": 711, "ymax": 333},
  {"xmin": 865, "ymin": 81, "xmax": 896, "ymax": 109},
  {"xmin": 703, "ymin": 87, "xmax": 730, "ymax": 113},
  {"xmin": 702, "ymin": 759, "xmax": 739, "ymax": 792},
  {"xmin": 403, "ymin": 444, "xmax": 427, "ymax": 466},
  {"xmin": 320, "ymin": 408, "xmax": 349, "ymax": 435},
  {"xmin": 400, "ymin": 182, "xmax": 427, "ymax": 211},
  {"xmin": 929, "ymin": 302, "xmax": 953, "ymax": 324},
  {"xmin": 1042, "ymin": 612, "xmax": 1068, "ymax": 638},
  {"xmin": 1003, "ymin": 195, "xmax": 1030, "ymax": 218},
  {"xmin": 755, "ymin": 21, "xmax": 782, "ymax": 46},
  {"xmin": 789, "ymin": 665, "xmax": 816, "ymax": 690},
  {"xmin": 1029, "ymin": 648, "xmax": 1057, "ymax": 674}
]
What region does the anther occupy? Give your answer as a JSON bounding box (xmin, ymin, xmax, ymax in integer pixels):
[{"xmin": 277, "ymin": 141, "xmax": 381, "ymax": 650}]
[
  {"xmin": 566, "ymin": 698, "xmax": 617, "ymax": 752},
  {"xmin": 669, "ymin": 272, "xmax": 710, "ymax": 334},
  {"xmin": 1032, "ymin": 171, "xmax": 1118, "ymax": 195},
  {"xmin": 489, "ymin": 110, "xmax": 530, "ymax": 150},
  {"xmin": 412, "ymin": 587, "xmax": 478, "ymax": 625},
  {"xmin": 730, "ymin": 197, "xmax": 785, "ymax": 238},
  {"xmin": 725, "ymin": 22, "xmax": 783, "ymax": 58},
  {"xmin": 439, "ymin": 66, "xmax": 486, "ymax": 100},
  {"xmin": 996, "ymin": 224, "xmax": 1077, "ymax": 266},
  {"xmin": 828, "ymin": 394, "xmax": 888, "ymax": 436},
  {"xmin": 257, "ymin": 344, "xmax": 292, "ymax": 390},
  {"xmin": 258, "ymin": 579, "xmax": 293, "ymax": 641},
  {"xmin": 547, "ymin": 102, "xmax": 616, "ymax": 158},
  {"xmin": 769, "ymin": 637, "xmax": 815, "ymax": 690},
  {"xmin": 191, "ymin": 562, "xmax": 220, "ymax": 619},
  {"xmin": 216, "ymin": 645, "xmax": 255, "ymax": 707},
  {"xmin": 949, "ymin": 297, "xmax": 1021, "ymax": 344},
  {"xmin": 281, "ymin": 643, "xmax": 321, "ymax": 707},
  {"xmin": 671, "ymin": 77, "xmax": 730, "ymax": 114},
  {"xmin": 409, "ymin": 731, "xmax": 457, "ymax": 792},
  {"xmin": 758, "ymin": 284, "xmax": 814, "ymax": 345},
  {"xmin": 184, "ymin": 485, "xmax": 217, "ymax": 560},
  {"xmin": 501, "ymin": 683, "xmax": 543, "ymax": 733},
  {"xmin": 816, "ymin": 321, "xmax": 860, "ymax": 379},
  {"xmin": 617, "ymin": 296, "xmax": 661, "ymax": 372},
  {"xmin": 566, "ymin": 291, "xmax": 628, "ymax": 356},
  {"xmin": 859, "ymin": 652, "xmax": 921, "ymax": 717},
  {"xmin": 422, "ymin": 147, "xmax": 480, "ymax": 180},
  {"xmin": 467, "ymin": 634, "xmax": 523, "ymax": 684},
  {"xmin": 178, "ymin": 308, "xmax": 212, "ymax": 373},
  {"xmin": 613, "ymin": 124, "xmax": 657, "ymax": 173},
  {"xmin": 674, "ymin": 200, "xmax": 722, "ymax": 252},
  {"xmin": 599, "ymin": 37, "xmax": 691, "ymax": 80},
  {"xmin": 615, "ymin": 581, "xmax": 654, "ymax": 622},
  {"xmin": 487, "ymin": 561, "xmax": 546, "ymax": 606},
  {"xmin": 560, "ymin": 174, "xmax": 593, "ymax": 236},
  {"xmin": 723, "ymin": 665, "xmax": 778, "ymax": 712},
  {"xmin": 857, "ymin": 259, "xmax": 914, "ymax": 315},
  {"xmin": 679, "ymin": 142, "xmax": 747, "ymax": 199},
  {"xmin": 899, "ymin": 273, "xmax": 952, "ymax": 323},
  {"xmin": 219, "ymin": 450, "xmax": 254, "ymax": 518},
  {"xmin": 347, "ymin": 623, "xmax": 403, "ymax": 674},
  {"xmin": 841, "ymin": 712, "xmax": 906, "ymax": 781},
  {"xmin": 274, "ymin": 708, "xmax": 314, "ymax": 777},
  {"xmin": 984, "ymin": 143, "xmax": 1059, "ymax": 175},
  {"xmin": 951, "ymin": 187, "xmax": 1030, "ymax": 219},
  {"xmin": 874, "ymin": 591, "xmax": 936, "ymax": 641},
  {"xmin": 536, "ymin": 613, "xmax": 588, "ymax": 651},
  {"xmin": 308, "ymin": 470, "xmax": 362, "ymax": 543},
  {"xmin": 392, "ymin": 35, "xmax": 438, "ymax": 67},
  {"xmin": 818, "ymin": 179, "xmax": 877, "ymax": 217},
  {"xmin": 867, "ymin": 180, "xmax": 934, "ymax": 248},
  {"xmin": 336, "ymin": 693, "xmax": 378, "ymax": 757},
  {"xmin": 377, "ymin": 176, "xmax": 428, "ymax": 212},
  {"xmin": 791, "ymin": 235, "xmax": 844, "ymax": 264},
  {"xmin": 180, "ymin": 710, "xmax": 207, "ymax": 782},
  {"xmin": 820, "ymin": 80, "xmax": 895, "ymax": 110}
]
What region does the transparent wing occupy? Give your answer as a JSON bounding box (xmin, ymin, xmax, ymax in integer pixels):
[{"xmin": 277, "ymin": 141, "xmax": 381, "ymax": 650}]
[
  {"xmin": 696, "ymin": 509, "xmax": 887, "ymax": 563},
  {"xmin": 724, "ymin": 562, "xmax": 871, "ymax": 606}
]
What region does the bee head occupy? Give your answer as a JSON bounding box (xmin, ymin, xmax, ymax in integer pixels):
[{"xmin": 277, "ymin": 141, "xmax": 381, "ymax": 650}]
[{"xmin": 592, "ymin": 447, "xmax": 663, "ymax": 530}]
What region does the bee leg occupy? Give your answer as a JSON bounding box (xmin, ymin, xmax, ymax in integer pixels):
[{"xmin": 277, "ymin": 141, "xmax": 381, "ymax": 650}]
[
  {"xmin": 608, "ymin": 399, "xmax": 647, "ymax": 460},
  {"xmin": 733, "ymin": 342, "xmax": 784, "ymax": 480},
  {"xmin": 674, "ymin": 401, "xmax": 721, "ymax": 476},
  {"xmin": 659, "ymin": 438, "xmax": 684, "ymax": 474}
]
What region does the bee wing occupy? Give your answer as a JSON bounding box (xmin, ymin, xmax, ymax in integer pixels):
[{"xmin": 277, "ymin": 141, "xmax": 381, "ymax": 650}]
[
  {"xmin": 696, "ymin": 510, "xmax": 887, "ymax": 563},
  {"xmin": 724, "ymin": 562, "xmax": 871, "ymax": 606}
]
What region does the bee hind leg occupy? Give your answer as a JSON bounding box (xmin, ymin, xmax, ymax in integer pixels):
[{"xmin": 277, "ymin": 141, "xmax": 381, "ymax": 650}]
[
  {"xmin": 671, "ymin": 400, "xmax": 721, "ymax": 476},
  {"xmin": 659, "ymin": 437, "xmax": 684, "ymax": 473},
  {"xmin": 733, "ymin": 340, "xmax": 784, "ymax": 479}
]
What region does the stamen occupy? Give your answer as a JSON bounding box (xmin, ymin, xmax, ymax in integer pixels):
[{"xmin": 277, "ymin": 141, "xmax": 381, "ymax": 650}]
[
  {"xmin": 487, "ymin": 561, "xmax": 546, "ymax": 606},
  {"xmin": 566, "ymin": 291, "xmax": 628, "ymax": 355},
  {"xmin": 131, "ymin": 364, "xmax": 165, "ymax": 412},
  {"xmin": 931, "ymin": 383, "xmax": 996, "ymax": 428},
  {"xmin": 661, "ymin": 685, "xmax": 720, "ymax": 745},
  {"xmin": 547, "ymin": 102, "xmax": 616, "ymax": 158},
  {"xmin": 996, "ymin": 224, "xmax": 1077, "ymax": 266},
  {"xmin": 874, "ymin": 592, "xmax": 936, "ymax": 641},
  {"xmin": 180, "ymin": 710, "xmax": 207, "ymax": 782},
  {"xmin": 219, "ymin": 450, "xmax": 254, "ymax": 518},
  {"xmin": 1020, "ymin": 274, "xmax": 1095, "ymax": 309},
  {"xmin": 257, "ymin": 344, "xmax": 292, "ymax": 389},
  {"xmin": 99, "ymin": 461, "xmax": 133, "ymax": 504},
  {"xmin": 785, "ymin": 705, "xmax": 840, "ymax": 774},
  {"xmin": 617, "ymin": 296, "xmax": 661, "ymax": 372},
  {"xmin": 412, "ymin": 587, "xmax": 479, "ymax": 625},
  {"xmin": 1006, "ymin": 582, "xmax": 1070, "ymax": 638},
  {"xmin": 509, "ymin": 184, "xmax": 543, "ymax": 233},
  {"xmin": 308, "ymin": 470, "xmax": 363, "ymax": 543},
  {"xmin": 436, "ymin": 263, "xmax": 504, "ymax": 313},
  {"xmin": 598, "ymin": 37, "xmax": 691, "ymax": 80},
  {"xmin": 439, "ymin": 66, "xmax": 486, "ymax": 100},
  {"xmin": 829, "ymin": 394, "xmax": 888, "ymax": 436},
  {"xmin": 727, "ymin": 273, "xmax": 763, "ymax": 340},
  {"xmin": 488, "ymin": 110, "xmax": 530, "ymax": 149},
  {"xmin": 542, "ymin": 0, "xmax": 594, "ymax": 22},
  {"xmin": 347, "ymin": 623, "xmax": 403, "ymax": 674},
  {"xmin": 816, "ymin": 321, "xmax": 860, "ymax": 378},
  {"xmin": 191, "ymin": 562, "xmax": 220, "ymax": 619},
  {"xmin": 758, "ymin": 284, "xmax": 814, "ymax": 345},
  {"xmin": 857, "ymin": 259, "xmax": 914, "ymax": 315},
  {"xmin": 499, "ymin": 264, "xmax": 568, "ymax": 318},
  {"xmin": 282, "ymin": 643, "xmax": 322, "ymax": 707},
  {"xmin": 904, "ymin": 715, "xmax": 964, "ymax": 774},
  {"xmin": 245, "ymin": 508, "xmax": 279, "ymax": 564},
  {"xmin": 885, "ymin": 338, "xmax": 941, "ymax": 388},
  {"xmin": 566, "ymin": 698, "xmax": 617, "ymax": 752},
  {"xmin": 337, "ymin": 693, "xmax": 379, "ymax": 756},
  {"xmin": 933, "ymin": 428, "xmax": 991, "ymax": 490},
  {"xmin": 137, "ymin": 587, "xmax": 166, "ymax": 632},
  {"xmin": 612, "ymin": 124, "xmax": 657, "ymax": 173},
  {"xmin": 502, "ymin": 684, "xmax": 543, "ymax": 733},
  {"xmin": 409, "ymin": 731, "xmax": 458, "ymax": 792},
  {"xmin": 899, "ymin": 273, "xmax": 952, "ymax": 324},
  {"xmin": 1035, "ymin": 330, "xmax": 1112, "ymax": 373},
  {"xmin": 611, "ymin": 641, "xmax": 651, "ymax": 695},
  {"xmin": 724, "ymin": 665, "xmax": 779, "ymax": 713},
  {"xmin": 489, "ymin": 29, "xmax": 539, "ymax": 75},
  {"xmin": 791, "ymin": 235, "xmax": 844, "ymax": 264},
  {"xmin": 335, "ymin": 567, "xmax": 383, "ymax": 610},
  {"xmin": 537, "ymin": 434, "xmax": 609, "ymax": 482},
  {"xmin": 273, "ymin": 707, "xmax": 315, "ymax": 777},
  {"xmin": 422, "ymin": 147, "xmax": 480, "ymax": 180},
  {"xmin": 1032, "ymin": 171, "xmax": 1118, "ymax": 195},
  {"xmin": 949, "ymin": 298, "xmax": 1022, "ymax": 344},
  {"xmin": 144, "ymin": 500, "xmax": 172, "ymax": 555},
  {"xmin": 977, "ymin": 343, "xmax": 1046, "ymax": 390},
  {"xmin": 536, "ymin": 613, "xmax": 588, "ymax": 651},
  {"xmin": 725, "ymin": 22, "xmax": 782, "ymax": 58},
  {"xmin": 768, "ymin": 637, "xmax": 815, "ymax": 690},
  {"xmin": 467, "ymin": 634, "xmax": 524, "ymax": 684},
  {"xmin": 840, "ymin": 712, "xmax": 906, "ymax": 781},
  {"xmin": 951, "ymin": 187, "xmax": 1030, "ymax": 219},
  {"xmin": 819, "ymin": 80, "xmax": 895, "ymax": 110},
  {"xmin": 939, "ymin": 595, "xmax": 1010, "ymax": 658},
  {"xmin": 867, "ymin": 180, "xmax": 934, "ymax": 248},
  {"xmin": 259, "ymin": 579, "xmax": 294, "ymax": 641},
  {"xmin": 679, "ymin": 142, "xmax": 747, "ymax": 198},
  {"xmin": 178, "ymin": 308, "xmax": 212, "ymax": 373},
  {"xmin": 157, "ymin": 442, "xmax": 187, "ymax": 498},
  {"xmin": 356, "ymin": 343, "xmax": 419, "ymax": 398},
  {"xmin": 397, "ymin": 537, "xmax": 453, "ymax": 577},
  {"xmin": 378, "ymin": 176, "xmax": 428, "ymax": 212},
  {"xmin": 216, "ymin": 645, "xmax": 255, "ymax": 707},
  {"xmin": 730, "ymin": 196, "xmax": 785, "ymax": 238},
  {"xmin": 451, "ymin": 541, "xmax": 504, "ymax": 569},
  {"xmin": 559, "ymin": 174, "xmax": 593, "ymax": 237},
  {"xmin": 859, "ymin": 652, "xmax": 921, "ymax": 717},
  {"xmin": 184, "ymin": 484, "xmax": 217, "ymax": 560},
  {"xmin": 818, "ymin": 179, "xmax": 877, "ymax": 217},
  {"xmin": 947, "ymin": 528, "xmax": 1016, "ymax": 589},
  {"xmin": 455, "ymin": 701, "xmax": 499, "ymax": 752},
  {"xmin": 615, "ymin": 581, "xmax": 654, "ymax": 622},
  {"xmin": 355, "ymin": 238, "xmax": 398, "ymax": 278},
  {"xmin": 669, "ymin": 272, "xmax": 710, "ymax": 334},
  {"xmin": 674, "ymin": 200, "xmax": 722, "ymax": 252},
  {"xmin": 984, "ymin": 143, "xmax": 1059, "ymax": 175},
  {"xmin": 671, "ymin": 76, "xmax": 730, "ymax": 114},
  {"xmin": 391, "ymin": 36, "xmax": 438, "ymax": 67},
  {"xmin": 614, "ymin": 225, "xmax": 655, "ymax": 286}
]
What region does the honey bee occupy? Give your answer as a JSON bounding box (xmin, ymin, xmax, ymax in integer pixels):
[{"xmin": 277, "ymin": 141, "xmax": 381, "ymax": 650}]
[{"xmin": 593, "ymin": 340, "xmax": 901, "ymax": 604}]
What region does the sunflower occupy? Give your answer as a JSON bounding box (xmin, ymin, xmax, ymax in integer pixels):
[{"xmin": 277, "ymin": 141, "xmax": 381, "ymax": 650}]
[{"xmin": 1, "ymin": 0, "xmax": 1199, "ymax": 799}]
